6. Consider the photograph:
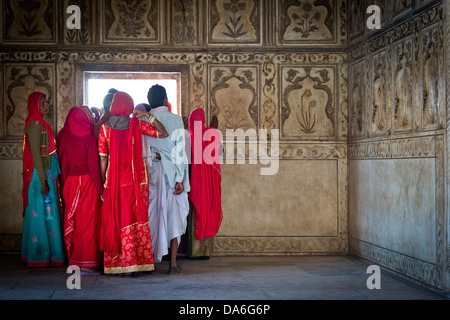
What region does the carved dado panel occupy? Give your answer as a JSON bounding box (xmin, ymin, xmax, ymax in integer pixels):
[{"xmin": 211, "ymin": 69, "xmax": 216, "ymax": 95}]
[
  {"xmin": 348, "ymin": 0, "xmax": 365, "ymax": 42},
  {"xmin": 4, "ymin": 64, "xmax": 55, "ymax": 140},
  {"xmin": 278, "ymin": 0, "xmax": 341, "ymax": 45},
  {"xmin": 370, "ymin": 50, "xmax": 388, "ymax": 136},
  {"xmin": 169, "ymin": 0, "xmax": 201, "ymax": 46},
  {"xmin": 209, "ymin": 65, "xmax": 259, "ymax": 132},
  {"xmin": 281, "ymin": 66, "xmax": 336, "ymax": 139},
  {"xmin": 2, "ymin": 0, "xmax": 56, "ymax": 43},
  {"xmin": 101, "ymin": 0, "xmax": 161, "ymax": 44},
  {"xmin": 208, "ymin": 0, "xmax": 261, "ymax": 44},
  {"xmin": 393, "ymin": 36, "xmax": 413, "ymax": 132},
  {"xmin": 63, "ymin": 0, "xmax": 94, "ymax": 45},
  {"xmin": 349, "ymin": 59, "xmax": 366, "ymax": 138}
]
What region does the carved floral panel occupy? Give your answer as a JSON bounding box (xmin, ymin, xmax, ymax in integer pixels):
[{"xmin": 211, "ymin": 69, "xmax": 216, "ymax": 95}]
[
  {"xmin": 102, "ymin": 0, "xmax": 160, "ymax": 43},
  {"xmin": 278, "ymin": 0, "xmax": 335, "ymax": 44},
  {"xmin": 4, "ymin": 64, "xmax": 55, "ymax": 139},
  {"xmin": 349, "ymin": 59, "xmax": 366, "ymax": 138},
  {"xmin": 370, "ymin": 50, "xmax": 387, "ymax": 136},
  {"xmin": 348, "ymin": 0, "xmax": 365, "ymax": 42},
  {"xmin": 393, "ymin": 37, "xmax": 413, "ymax": 132},
  {"xmin": 281, "ymin": 66, "xmax": 336, "ymax": 139},
  {"xmin": 169, "ymin": 0, "xmax": 199, "ymax": 46},
  {"xmin": 209, "ymin": 65, "xmax": 259, "ymax": 132},
  {"xmin": 208, "ymin": 0, "xmax": 261, "ymax": 44},
  {"xmin": 420, "ymin": 25, "xmax": 440, "ymax": 129},
  {"xmin": 3, "ymin": 0, "xmax": 56, "ymax": 43}
]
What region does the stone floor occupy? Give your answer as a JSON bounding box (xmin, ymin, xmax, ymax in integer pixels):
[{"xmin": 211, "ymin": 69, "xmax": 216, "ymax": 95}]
[{"xmin": 0, "ymin": 254, "xmax": 448, "ymax": 301}]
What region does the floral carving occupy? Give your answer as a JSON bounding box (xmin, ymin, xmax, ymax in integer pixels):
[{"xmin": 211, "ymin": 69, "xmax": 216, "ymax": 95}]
[
  {"xmin": 210, "ymin": 66, "xmax": 258, "ymax": 131},
  {"xmin": 280, "ymin": 0, "xmax": 334, "ymax": 42},
  {"xmin": 210, "ymin": 0, "xmax": 259, "ymax": 43},
  {"xmin": 172, "ymin": 0, "xmax": 196, "ymax": 44},
  {"xmin": 4, "ymin": 0, "xmax": 55, "ymax": 42},
  {"xmin": 291, "ymin": 4, "xmax": 320, "ymax": 38},
  {"xmin": 117, "ymin": 0, "xmax": 150, "ymax": 37},
  {"xmin": 17, "ymin": 1, "xmax": 42, "ymax": 37},
  {"xmin": 282, "ymin": 67, "xmax": 334, "ymax": 138},
  {"xmin": 104, "ymin": 0, "xmax": 158, "ymax": 42},
  {"xmin": 223, "ymin": 0, "xmax": 247, "ymax": 38}
]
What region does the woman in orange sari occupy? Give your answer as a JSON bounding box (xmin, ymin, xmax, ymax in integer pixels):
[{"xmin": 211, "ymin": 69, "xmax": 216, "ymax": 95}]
[
  {"xmin": 98, "ymin": 91, "xmax": 168, "ymax": 276},
  {"xmin": 62, "ymin": 106, "xmax": 103, "ymax": 272}
]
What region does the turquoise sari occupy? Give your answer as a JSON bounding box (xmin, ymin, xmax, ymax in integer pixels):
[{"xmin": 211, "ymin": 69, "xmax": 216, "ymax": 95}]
[{"xmin": 21, "ymin": 154, "xmax": 65, "ymax": 267}]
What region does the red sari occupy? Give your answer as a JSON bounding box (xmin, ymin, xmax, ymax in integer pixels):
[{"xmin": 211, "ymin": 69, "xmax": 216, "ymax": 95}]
[
  {"xmin": 62, "ymin": 106, "xmax": 103, "ymax": 268},
  {"xmin": 188, "ymin": 108, "xmax": 223, "ymax": 241},
  {"xmin": 57, "ymin": 107, "xmax": 77, "ymax": 192},
  {"xmin": 99, "ymin": 91, "xmax": 157, "ymax": 274}
]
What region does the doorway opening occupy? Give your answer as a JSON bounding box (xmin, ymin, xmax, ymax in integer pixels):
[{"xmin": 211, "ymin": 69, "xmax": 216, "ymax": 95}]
[{"xmin": 83, "ymin": 71, "xmax": 181, "ymax": 115}]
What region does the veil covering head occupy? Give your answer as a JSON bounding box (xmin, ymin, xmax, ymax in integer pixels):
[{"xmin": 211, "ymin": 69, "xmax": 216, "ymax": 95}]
[
  {"xmin": 100, "ymin": 91, "xmax": 148, "ymax": 257},
  {"xmin": 188, "ymin": 108, "xmax": 223, "ymax": 241},
  {"xmin": 68, "ymin": 106, "xmax": 95, "ymax": 137},
  {"xmin": 22, "ymin": 92, "xmax": 56, "ymax": 209}
]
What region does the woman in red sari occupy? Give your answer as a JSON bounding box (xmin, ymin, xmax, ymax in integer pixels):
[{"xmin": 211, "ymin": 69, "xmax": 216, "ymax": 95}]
[
  {"xmin": 62, "ymin": 106, "xmax": 103, "ymax": 272},
  {"xmin": 187, "ymin": 108, "xmax": 223, "ymax": 258},
  {"xmin": 98, "ymin": 91, "xmax": 168, "ymax": 276}
]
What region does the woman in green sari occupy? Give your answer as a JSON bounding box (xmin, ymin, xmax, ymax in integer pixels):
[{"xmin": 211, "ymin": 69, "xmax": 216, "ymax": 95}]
[{"xmin": 21, "ymin": 92, "xmax": 65, "ymax": 267}]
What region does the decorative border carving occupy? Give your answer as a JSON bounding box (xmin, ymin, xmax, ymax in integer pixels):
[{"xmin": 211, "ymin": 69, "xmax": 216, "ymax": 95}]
[
  {"xmin": 216, "ymin": 236, "xmax": 348, "ymax": 255},
  {"xmin": 348, "ymin": 135, "xmax": 438, "ymax": 160},
  {"xmin": 350, "ymin": 238, "xmax": 440, "ymax": 288}
]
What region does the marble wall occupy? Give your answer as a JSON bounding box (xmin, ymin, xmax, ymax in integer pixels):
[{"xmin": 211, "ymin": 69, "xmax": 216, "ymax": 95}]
[
  {"xmin": 347, "ymin": 2, "xmax": 449, "ymax": 291},
  {"xmin": 0, "ymin": 0, "xmax": 448, "ymax": 292},
  {"xmin": 0, "ymin": 0, "xmax": 348, "ymax": 258}
]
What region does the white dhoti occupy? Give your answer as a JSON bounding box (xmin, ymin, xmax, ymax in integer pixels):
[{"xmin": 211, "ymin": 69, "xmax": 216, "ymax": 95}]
[{"xmin": 148, "ymin": 160, "xmax": 189, "ymax": 262}]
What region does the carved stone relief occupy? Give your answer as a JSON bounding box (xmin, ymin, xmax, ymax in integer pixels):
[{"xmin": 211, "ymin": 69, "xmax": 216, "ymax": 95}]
[
  {"xmin": 349, "ymin": 59, "xmax": 366, "ymax": 138},
  {"xmin": 281, "ymin": 66, "xmax": 335, "ymax": 139},
  {"xmin": 371, "ymin": 50, "xmax": 387, "ymax": 136},
  {"xmin": 393, "ymin": 37, "xmax": 413, "ymax": 132},
  {"xmin": 348, "ymin": 0, "xmax": 364, "ymax": 42},
  {"xmin": 279, "ymin": 0, "xmax": 334, "ymax": 43},
  {"xmin": 169, "ymin": 0, "xmax": 199, "ymax": 46},
  {"xmin": 102, "ymin": 0, "xmax": 160, "ymax": 43},
  {"xmin": 4, "ymin": 64, "xmax": 55, "ymax": 139},
  {"xmin": 208, "ymin": 0, "xmax": 260, "ymax": 44},
  {"xmin": 3, "ymin": 0, "xmax": 55, "ymax": 43},
  {"xmin": 421, "ymin": 25, "xmax": 440, "ymax": 129},
  {"xmin": 210, "ymin": 65, "xmax": 259, "ymax": 132}
]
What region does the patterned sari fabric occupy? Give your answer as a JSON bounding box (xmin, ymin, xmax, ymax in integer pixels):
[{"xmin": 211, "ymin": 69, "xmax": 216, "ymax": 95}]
[
  {"xmin": 99, "ymin": 92, "xmax": 157, "ymax": 274},
  {"xmin": 21, "ymin": 92, "xmax": 65, "ymax": 267}
]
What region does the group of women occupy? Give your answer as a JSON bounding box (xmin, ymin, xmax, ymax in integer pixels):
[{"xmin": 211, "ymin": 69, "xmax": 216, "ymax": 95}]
[{"xmin": 21, "ymin": 90, "xmax": 223, "ymax": 276}]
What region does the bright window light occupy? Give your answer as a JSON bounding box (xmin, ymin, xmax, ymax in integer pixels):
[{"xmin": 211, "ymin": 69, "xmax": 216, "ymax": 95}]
[{"xmin": 84, "ymin": 72, "xmax": 180, "ymax": 115}]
